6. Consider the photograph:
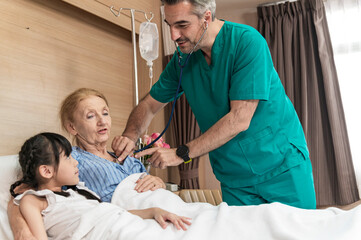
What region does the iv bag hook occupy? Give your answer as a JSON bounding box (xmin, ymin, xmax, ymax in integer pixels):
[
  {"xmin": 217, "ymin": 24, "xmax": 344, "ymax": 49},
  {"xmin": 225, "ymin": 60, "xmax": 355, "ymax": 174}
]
[{"xmin": 110, "ymin": 6, "xmax": 154, "ymax": 22}]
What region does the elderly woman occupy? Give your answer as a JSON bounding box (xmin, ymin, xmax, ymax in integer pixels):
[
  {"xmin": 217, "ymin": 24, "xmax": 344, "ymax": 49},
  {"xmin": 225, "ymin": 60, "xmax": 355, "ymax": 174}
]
[
  {"xmin": 8, "ymin": 88, "xmax": 165, "ymax": 240},
  {"xmin": 60, "ymin": 88, "xmax": 165, "ymax": 201}
]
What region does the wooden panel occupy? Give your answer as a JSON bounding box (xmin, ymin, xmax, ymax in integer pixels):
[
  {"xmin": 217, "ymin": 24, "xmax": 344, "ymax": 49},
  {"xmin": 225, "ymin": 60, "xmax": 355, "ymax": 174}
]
[
  {"xmin": 62, "ymin": 0, "xmax": 161, "ymax": 34},
  {"xmin": 0, "ymin": 0, "xmax": 129, "ymax": 155}
]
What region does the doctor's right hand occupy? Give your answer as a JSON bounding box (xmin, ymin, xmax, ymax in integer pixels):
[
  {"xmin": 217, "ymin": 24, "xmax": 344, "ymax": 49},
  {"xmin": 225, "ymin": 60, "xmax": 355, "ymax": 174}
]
[
  {"xmin": 111, "ymin": 135, "xmax": 136, "ymax": 161},
  {"xmin": 134, "ymin": 147, "xmax": 184, "ymax": 169}
]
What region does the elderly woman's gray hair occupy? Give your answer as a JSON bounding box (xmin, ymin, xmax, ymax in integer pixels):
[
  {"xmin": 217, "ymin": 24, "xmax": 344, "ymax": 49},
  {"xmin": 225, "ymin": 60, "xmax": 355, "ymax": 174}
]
[{"xmin": 161, "ymin": 0, "xmax": 216, "ymax": 20}]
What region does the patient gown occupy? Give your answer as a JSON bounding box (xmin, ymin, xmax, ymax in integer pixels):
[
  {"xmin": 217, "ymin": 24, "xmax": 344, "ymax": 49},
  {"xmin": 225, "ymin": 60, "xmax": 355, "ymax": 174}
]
[{"xmin": 14, "ymin": 183, "xmax": 130, "ymax": 240}]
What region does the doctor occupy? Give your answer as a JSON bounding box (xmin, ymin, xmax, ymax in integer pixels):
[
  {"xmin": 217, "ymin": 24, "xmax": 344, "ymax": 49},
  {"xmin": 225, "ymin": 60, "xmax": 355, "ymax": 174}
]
[{"xmin": 113, "ymin": 0, "xmax": 316, "ymax": 209}]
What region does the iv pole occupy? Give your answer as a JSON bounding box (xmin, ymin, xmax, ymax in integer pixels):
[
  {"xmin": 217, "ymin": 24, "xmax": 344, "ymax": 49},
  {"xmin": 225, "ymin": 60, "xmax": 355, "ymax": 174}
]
[
  {"xmin": 110, "ymin": 6, "xmax": 154, "ymax": 106},
  {"xmin": 109, "ymin": 6, "xmax": 154, "ymax": 171}
]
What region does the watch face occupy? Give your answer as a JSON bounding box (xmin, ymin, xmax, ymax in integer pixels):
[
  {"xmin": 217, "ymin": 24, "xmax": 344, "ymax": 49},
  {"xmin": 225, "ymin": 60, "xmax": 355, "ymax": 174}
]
[
  {"xmin": 176, "ymin": 145, "xmax": 188, "ymax": 156},
  {"xmin": 176, "ymin": 145, "xmax": 190, "ymax": 161}
]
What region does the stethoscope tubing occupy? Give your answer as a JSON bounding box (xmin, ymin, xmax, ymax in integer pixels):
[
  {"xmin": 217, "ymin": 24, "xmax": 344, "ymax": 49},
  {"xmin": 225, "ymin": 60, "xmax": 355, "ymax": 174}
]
[{"xmin": 134, "ymin": 62, "xmax": 186, "ymax": 153}]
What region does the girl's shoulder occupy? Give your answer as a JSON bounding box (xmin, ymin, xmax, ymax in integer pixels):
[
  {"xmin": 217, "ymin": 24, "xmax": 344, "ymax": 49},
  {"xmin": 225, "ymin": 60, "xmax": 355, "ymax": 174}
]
[
  {"xmin": 13, "ymin": 184, "xmax": 93, "ymax": 211},
  {"xmin": 19, "ymin": 193, "xmax": 48, "ymax": 210},
  {"xmin": 14, "ymin": 189, "xmax": 55, "ymax": 206},
  {"xmin": 14, "ymin": 189, "xmax": 50, "ymax": 212}
]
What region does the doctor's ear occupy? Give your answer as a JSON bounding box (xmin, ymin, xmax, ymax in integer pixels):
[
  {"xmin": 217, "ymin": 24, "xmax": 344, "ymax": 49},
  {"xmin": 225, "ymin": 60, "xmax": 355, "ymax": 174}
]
[
  {"xmin": 204, "ymin": 20, "xmax": 208, "ymax": 29},
  {"xmin": 203, "ymin": 11, "xmax": 211, "ymax": 28},
  {"xmin": 203, "ymin": 10, "xmax": 212, "ymax": 21}
]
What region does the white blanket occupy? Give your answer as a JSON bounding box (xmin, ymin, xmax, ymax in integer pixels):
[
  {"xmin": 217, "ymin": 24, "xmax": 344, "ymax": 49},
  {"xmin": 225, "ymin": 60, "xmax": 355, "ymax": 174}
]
[
  {"xmin": 110, "ymin": 173, "xmax": 361, "ymax": 240},
  {"xmin": 2, "ymin": 172, "xmax": 361, "ymax": 240}
]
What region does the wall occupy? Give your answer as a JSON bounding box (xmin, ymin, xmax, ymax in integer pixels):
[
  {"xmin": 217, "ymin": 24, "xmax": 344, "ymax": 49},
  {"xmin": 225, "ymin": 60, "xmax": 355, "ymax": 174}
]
[
  {"xmin": 0, "ymin": 0, "xmax": 168, "ymax": 179},
  {"xmin": 217, "ymin": 1, "xmax": 259, "ymax": 28}
]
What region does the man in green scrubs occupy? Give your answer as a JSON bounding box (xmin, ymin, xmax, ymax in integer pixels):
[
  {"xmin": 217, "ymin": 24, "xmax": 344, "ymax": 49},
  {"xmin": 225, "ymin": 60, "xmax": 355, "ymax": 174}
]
[{"xmin": 113, "ymin": 0, "xmax": 316, "ymax": 209}]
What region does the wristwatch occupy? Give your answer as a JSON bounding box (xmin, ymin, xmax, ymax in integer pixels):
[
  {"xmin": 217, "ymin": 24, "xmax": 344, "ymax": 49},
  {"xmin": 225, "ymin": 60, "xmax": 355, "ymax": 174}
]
[{"xmin": 176, "ymin": 145, "xmax": 192, "ymax": 164}]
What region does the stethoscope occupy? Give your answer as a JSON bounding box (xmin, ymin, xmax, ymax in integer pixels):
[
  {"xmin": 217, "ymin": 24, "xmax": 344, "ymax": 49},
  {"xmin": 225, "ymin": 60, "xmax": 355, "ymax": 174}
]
[{"xmin": 134, "ymin": 21, "xmax": 209, "ymax": 153}]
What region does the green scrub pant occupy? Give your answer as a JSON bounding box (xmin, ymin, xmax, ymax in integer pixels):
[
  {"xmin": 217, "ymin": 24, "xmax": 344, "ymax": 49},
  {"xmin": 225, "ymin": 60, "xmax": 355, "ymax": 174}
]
[{"xmin": 221, "ymin": 159, "xmax": 316, "ymax": 209}]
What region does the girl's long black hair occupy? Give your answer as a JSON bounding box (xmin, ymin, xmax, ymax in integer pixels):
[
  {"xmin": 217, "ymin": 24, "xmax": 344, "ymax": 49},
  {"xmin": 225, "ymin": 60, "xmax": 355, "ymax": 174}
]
[{"xmin": 10, "ymin": 132, "xmax": 101, "ymax": 202}]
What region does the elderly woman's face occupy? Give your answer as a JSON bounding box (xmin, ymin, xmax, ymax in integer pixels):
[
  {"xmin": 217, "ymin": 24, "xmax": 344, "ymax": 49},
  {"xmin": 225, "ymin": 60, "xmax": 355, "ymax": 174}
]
[{"xmin": 71, "ymin": 96, "xmax": 111, "ymax": 145}]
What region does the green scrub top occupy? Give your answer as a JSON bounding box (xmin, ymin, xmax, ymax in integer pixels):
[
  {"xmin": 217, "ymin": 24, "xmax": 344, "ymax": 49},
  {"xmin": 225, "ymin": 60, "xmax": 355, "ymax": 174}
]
[{"xmin": 150, "ymin": 21, "xmax": 309, "ymax": 188}]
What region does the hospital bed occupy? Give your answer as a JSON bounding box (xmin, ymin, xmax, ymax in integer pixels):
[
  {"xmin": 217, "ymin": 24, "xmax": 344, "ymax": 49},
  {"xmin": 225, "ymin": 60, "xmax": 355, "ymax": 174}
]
[
  {"xmin": 0, "ymin": 154, "xmax": 222, "ymax": 239},
  {"xmin": 177, "ymin": 189, "xmax": 222, "ymax": 206},
  {"xmin": 2, "ymin": 154, "xmax": 361, "ymax": 240}
]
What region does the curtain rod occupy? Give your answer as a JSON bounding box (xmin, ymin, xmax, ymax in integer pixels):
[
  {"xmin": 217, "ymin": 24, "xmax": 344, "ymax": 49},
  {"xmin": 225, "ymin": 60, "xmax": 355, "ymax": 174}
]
[{"xmin": 258, "ymin": 0, "xmax": 326, "ymax": 7}]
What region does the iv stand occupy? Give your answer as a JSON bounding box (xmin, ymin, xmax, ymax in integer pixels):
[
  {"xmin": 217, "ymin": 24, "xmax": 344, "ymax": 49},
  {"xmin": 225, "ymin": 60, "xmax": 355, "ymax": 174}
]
[
  {"xmin": 110, "ymin": 6, "xmax": 154, "ymax": 106},
  {"xmin": 109, "ymin": 7, "xmax": 154, "ymax": 172}
]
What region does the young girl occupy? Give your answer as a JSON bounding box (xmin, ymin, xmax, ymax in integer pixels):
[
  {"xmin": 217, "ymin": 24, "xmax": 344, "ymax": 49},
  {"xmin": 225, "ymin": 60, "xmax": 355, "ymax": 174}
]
[{"xmin": 10, "ymin": 132, "xmax": 191, "ymax": 240}]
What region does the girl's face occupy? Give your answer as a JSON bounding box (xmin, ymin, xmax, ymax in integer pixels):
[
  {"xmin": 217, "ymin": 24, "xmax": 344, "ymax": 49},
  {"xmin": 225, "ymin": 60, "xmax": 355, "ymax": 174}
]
[
  {"xmin": 71, "ymin": 96, "xmax": 111, "ymax": 146},
  {"xmin": 55, "ymin": 152, "xmax": 79, "ymax": 186}
]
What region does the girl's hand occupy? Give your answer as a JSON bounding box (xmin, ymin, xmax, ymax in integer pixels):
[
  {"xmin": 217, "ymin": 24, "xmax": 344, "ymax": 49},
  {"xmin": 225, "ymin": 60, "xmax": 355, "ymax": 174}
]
[
  {"xmin": 153, "ymin": 208, "xmax": 192, "ymax": 230},
  {"xmin": 135, "ymin": 175, "xmax": 166, "ymax": 192}
]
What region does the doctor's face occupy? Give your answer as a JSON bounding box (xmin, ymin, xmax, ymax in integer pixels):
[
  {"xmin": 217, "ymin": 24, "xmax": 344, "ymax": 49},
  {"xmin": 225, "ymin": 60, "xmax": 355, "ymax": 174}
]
[{"xmin": 164, "ymin": 1, "xmax": 207, "ymax": 54}]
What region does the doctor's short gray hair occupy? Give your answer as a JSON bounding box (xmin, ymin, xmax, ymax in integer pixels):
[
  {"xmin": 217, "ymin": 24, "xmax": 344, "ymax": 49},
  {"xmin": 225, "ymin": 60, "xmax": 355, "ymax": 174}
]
[{"xmin": 161, "ymin": 0, "xmax": 216, "ymax": 21}]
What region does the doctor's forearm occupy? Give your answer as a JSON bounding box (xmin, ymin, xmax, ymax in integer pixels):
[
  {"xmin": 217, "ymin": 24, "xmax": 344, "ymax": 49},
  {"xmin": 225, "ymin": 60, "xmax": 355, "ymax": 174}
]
[
  {"xmin": 187, "ymin": 100, "xmax": 258, "ymax": 158},
  {"xmin": 187, "ymin": 112, "xmax": 247, "ymax": 158},
  {"xmin": 122, "ymin": 106, "xmax": 154, "ymax": 142},
  {"xmin": 122, "ymin": 94, "xmax": 166, "ymax": 142}
]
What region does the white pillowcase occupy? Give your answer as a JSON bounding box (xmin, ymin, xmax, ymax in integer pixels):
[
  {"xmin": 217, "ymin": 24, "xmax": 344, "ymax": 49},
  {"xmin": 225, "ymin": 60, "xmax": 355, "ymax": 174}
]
[{"xmin": 0, "ymin": 155, "xmax": 20, "ymax": 211}]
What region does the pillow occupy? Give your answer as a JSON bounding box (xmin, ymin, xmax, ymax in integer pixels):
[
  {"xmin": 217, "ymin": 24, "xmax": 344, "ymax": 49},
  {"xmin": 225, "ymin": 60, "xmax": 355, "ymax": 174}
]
[{"xmin": 0, "ymin": 155, "xmax": 20, "ymax": 211}]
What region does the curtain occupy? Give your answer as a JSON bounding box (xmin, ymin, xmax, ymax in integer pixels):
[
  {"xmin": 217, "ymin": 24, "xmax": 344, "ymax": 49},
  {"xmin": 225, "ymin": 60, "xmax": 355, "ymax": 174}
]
[
  {"xmin": 324, "ymin": 0, "xmax": 361, "ymax": 198},
  {"xmin": 257, "ymin": 0, "xmax": 359, "ymax": 206},
  {"xmin": 168, "ymin": 94, "xmax": 202, "ymax": 189},
  {"xmin": 160, "ymin": 6, "xmax": 201, "ymax": 189}
]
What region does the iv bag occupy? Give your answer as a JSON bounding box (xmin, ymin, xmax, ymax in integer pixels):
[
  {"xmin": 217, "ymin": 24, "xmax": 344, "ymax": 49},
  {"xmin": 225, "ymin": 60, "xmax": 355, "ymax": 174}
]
[{"xmin": 139, "ymin": 21, "xmax": 159, "ymax": 79}]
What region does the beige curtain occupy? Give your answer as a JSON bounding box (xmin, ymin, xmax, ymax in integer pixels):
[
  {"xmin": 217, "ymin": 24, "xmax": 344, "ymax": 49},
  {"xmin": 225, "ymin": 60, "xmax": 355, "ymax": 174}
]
[
  {"xmin": 168, "ymin": 94, "xmax": 201, "ymax": 189},
  {"xmin": 257, "ymin": 0, "xmax": 359, "ymax": 206}
]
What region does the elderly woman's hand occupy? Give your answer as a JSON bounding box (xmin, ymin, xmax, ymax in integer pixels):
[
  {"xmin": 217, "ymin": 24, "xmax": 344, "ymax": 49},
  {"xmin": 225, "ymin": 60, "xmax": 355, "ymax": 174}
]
[
  {"xmin": 111, "ymin": 135, "xmax": 136, "ymax": 161},
  {"xmin": 134, "ymin": 175, "xmax": 166, "ymax": 192}
]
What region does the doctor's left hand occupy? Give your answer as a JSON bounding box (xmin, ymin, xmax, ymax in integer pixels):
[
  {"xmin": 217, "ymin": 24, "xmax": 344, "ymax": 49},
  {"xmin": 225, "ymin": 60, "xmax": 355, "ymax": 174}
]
[{"xmin": 134, "ymin": 147, "xmax": 184, "ymax": 169}]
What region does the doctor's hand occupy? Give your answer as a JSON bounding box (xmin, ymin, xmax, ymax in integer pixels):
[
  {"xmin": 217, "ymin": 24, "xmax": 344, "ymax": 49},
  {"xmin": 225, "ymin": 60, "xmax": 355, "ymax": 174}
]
[
  {"xmin": 134, "ymin": 147, "xmax": 184, "ymax": 169},
  {"xmin": 111, "ymin": 135, "xmax": 136, "ymax": 161}
]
